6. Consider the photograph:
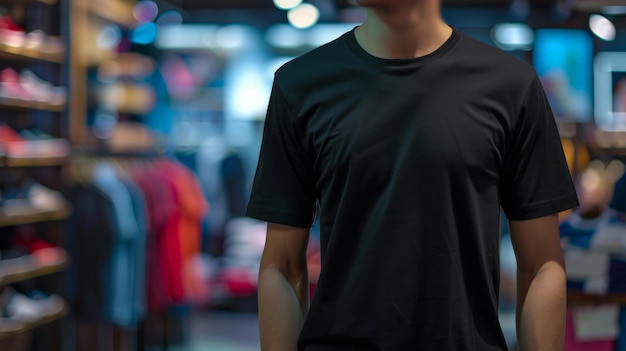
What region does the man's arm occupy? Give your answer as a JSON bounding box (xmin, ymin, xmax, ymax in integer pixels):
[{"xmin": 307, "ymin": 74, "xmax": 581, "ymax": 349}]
[
  {"xmin": 258, "ymin": 222, "xmax": 310, "ymax": 351},
  {"xmin": 509, "ymin": 214, "xmax": 566, "ymax": 351}
]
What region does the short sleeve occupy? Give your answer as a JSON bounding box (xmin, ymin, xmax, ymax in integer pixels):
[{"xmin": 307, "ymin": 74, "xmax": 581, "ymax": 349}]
[
  {"xmin": 500, "ymin": 74, "xmax": 579, "ymax": 220},
  {"xmin": 246, "ymin": 81, "xmax": 317, "ymax": 228}
]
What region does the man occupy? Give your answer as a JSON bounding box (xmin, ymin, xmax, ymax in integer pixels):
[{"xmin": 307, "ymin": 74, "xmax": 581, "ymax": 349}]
[{"xmin": 246, "ymin": 0, "xmax": 579, "ymax": 350}]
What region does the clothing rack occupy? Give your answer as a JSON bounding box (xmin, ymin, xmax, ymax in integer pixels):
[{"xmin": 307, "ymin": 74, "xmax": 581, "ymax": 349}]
[{"xmin": 65, "ymin": 155, "xmax": 205, "ymax": 351}]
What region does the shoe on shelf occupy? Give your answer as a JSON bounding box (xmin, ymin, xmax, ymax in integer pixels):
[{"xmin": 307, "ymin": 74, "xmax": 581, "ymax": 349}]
[
  {"xmin": 18, "ymin": 129, "xmax": 70, "ymax": 158},
  {"xmin": 31, "ymin": 247, "xmax": 67, "ymax": 268},
  {"xmin": 1, "ymin": 178, "xmax": 66, "ymax": 217},
  {"xmin": 13, "ymin": 227, "xmax": 68, "ymax": 267},
  {"xmin": 20, "ymin": 70, "xmax": 67, "ymax": 105},
  {"xmin": 0, "ymin": 248, "xmax": 39, "ymax": 278},
  {"xmin": 0, "ymin": 68, "xmax": 33, "ymax": 101},
  {"xmin": 1, "ymin": 286, "xmax": 64, "ymax": 323},
  {"xmin": 1, "ymin": 191, "xmax": 41, "ymax": 217},
  {"xmin": 24, "ymin": 179, "xmax": 66, "ymax": 212},
  {"xmin": 0, "ymin": 124, "xmax": 70, "ymax": 159},
  {"xmin": 0, "ymin": 123, "xmax": 30, "ymax": 158},
  {"xmin": 26, "ymin": 289, "xmax": 65, "ymax": 318},
  {"xmin": 23, "ymin": 29, "xmax": 44, "ymax": 50},
  {"xmin": 0, "ymin": 11, "xmax": 25, "ymax": 48}
]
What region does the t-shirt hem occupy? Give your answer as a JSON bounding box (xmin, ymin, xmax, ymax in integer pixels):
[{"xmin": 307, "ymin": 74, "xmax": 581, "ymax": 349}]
[
  {"xmin": 505, "ymin": 193, "xmax": 579, "ymax": 221},
  {"xmin": 246, "ymin": 203, "xmax": 313, "ymax": 228}
]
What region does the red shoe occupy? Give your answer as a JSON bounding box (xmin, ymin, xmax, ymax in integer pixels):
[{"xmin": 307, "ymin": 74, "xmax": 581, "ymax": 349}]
[
  {"xmin": 0, "ymin": 123, "xmax": 29, "ymax": 157},
  {"xmin": 0, "ymin": 13, "xmax": 25, "ymax": 47},
  {"xmin": 0, "ymin": 124, "xmax": 69, "ymax": 158},
  {"xmin": 12, "ymin": 228, "xmax": 68, "ymax": 267}
]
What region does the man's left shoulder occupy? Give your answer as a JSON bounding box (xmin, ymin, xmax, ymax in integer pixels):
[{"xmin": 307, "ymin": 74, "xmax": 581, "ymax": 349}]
[{"xmin": 456, "ymin": 31, "xmax": 535, "ymax": 81}]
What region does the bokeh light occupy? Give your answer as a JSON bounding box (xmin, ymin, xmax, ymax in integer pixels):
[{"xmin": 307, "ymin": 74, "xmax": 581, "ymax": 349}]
[
  {"xmin": 589, "ymin": 14, "xmax": 616, "ymax": 41},
  {"xmin": 273, "ymin": 0, "xmax": 303, "ymax": 10},
  {"xmin": 287, "ymin": 3, "xmax": 320, "ymax": 29},
  {"xmin": 133, "ymin": 1, "xmax": 159, "ymax": 23}
]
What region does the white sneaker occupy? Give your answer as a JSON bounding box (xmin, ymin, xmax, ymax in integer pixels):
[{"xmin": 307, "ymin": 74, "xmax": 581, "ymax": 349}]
[{"xmin": 3, "ymin": 287, "xmax": 64, "ymax": 323}]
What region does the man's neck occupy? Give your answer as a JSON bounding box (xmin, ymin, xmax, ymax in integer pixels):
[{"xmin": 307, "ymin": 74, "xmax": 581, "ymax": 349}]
[{"xmin": 354, "ymin": 4, "xmax": 452, "ymax": 60}]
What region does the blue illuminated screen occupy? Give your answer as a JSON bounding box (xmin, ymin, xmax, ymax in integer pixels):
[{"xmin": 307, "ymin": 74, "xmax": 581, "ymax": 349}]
[{"xmin": 533, "ymin": 29, "xmax": 594, "ymax": 122}]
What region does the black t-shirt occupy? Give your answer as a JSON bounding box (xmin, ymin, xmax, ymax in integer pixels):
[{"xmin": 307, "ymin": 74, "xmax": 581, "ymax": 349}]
[{"xmin": 247, "ymin": 28, "xmax": 579, "ymax": 351}]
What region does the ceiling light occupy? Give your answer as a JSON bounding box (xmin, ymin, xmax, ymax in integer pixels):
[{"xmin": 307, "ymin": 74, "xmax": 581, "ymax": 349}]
[
  {"xmin": 288, "ymin": 3, "xmax": 320, "ymax": 30},
  {"xmin": 274, "ymin": 0, "xmax": 302, "ymax": 10},
  {"xmin": 589, "ymin": 14, "xmax": 616, "ymax": 41},
  {"xmin": 491, "ymin": 23, "xmax": 534, "ymax": 51}
]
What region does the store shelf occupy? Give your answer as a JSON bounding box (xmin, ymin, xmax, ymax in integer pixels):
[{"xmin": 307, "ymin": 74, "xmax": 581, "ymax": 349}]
[
  {"xmin": 1, "ymin": 156, "xmax": 69, "ymax": 167},
  {"xmin": 0, "ymin": 303, "xmax": 68, "ymax": 341},
  {"xmin": 590, "ymin": 147, "xmax": 626, "ymax": 157},
  {"xmin": 0, "ymin": 0, "xmax": 56, "ymax": 4},
  {"xmin": 0, "ymin": 97, "xmax": 66, "ymax": 112},
  {"xmin": 0, "ymin": 43, "xmax": 65, "ymax": 64},
  {"xmin": 76, "ymin": 0, "xmax": 136, "ymax": 28},
  {"xmin": 0, "ymin": 260, "xmax": 69, "ymax": 286},
  {"xmin": 0, "ymin": 204, "xmax": 71, "ymax": 227},
  {"xmin": 568, "ymin": 291, "xmax": 626, "ymax": 306},
  {"xmin": 73, "ymin": 147, "xmax": 164, "ymax": 158},
  {"xmin": 3, "ymin": 157, "xmax": 68, "ymax": 167}
]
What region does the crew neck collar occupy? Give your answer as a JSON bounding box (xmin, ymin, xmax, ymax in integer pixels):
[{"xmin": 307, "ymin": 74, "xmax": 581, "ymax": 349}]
[{"xmin": 344, "ymin": 26, "xmax": 460, "ymax": 67}]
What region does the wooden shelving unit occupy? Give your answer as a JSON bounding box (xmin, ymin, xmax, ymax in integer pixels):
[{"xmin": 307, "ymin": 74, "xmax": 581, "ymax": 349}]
[
  {"xmin": 0, "ymin": 305, "xmax": 68, "ymax": 341},
  {"xmin": 69, "ymin": 0, "xmax": 137, "ymax": 145},
  {"xmin": 0, "ymin": 260, "xmax": 69, "ymax": 286},
  {"xmin": 0, "ymin": 204, "xmax": 71, "ymax": 227},
  {"xmin": 0, "ymin": 0, "xmax": 57, "ymax": 4},
  {"xmin": 1, "ymin": 156, "xmax": 69, "ymax": 168},
  {"xmin": 74, "ymin": 0, "xmax": 136, "ymax": 28},
  {"xmin": 0, "ymin": 97, "xmax": 66, "ymax": 112},
  {"xmin": 0, "ymin": 0, "xmax": 70, "ymax": 349},
  {"xmin": 0, "ymin": 43, "xmax": 65, "ymax": 64}
]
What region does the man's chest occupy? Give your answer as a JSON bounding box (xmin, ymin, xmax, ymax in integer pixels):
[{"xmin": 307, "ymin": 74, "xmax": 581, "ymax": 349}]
[{"xmin": 302, "ymin": 82, "xmax": 512, "ymax": 188}]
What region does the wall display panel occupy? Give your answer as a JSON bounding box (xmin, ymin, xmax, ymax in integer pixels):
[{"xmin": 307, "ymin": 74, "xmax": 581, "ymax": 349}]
[
  {"xmin": 533, "ymin": 29, "xmax": 594, "ymax": 123},
  {"xmin": 595, "ymin": 52, "xmax": 626, "ymax": 131}
]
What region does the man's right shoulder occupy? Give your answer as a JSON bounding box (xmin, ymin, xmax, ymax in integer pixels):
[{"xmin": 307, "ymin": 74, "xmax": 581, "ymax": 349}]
[{"xmin": 274, "ymin": 32, "xmax": 351, "ymax": 88}]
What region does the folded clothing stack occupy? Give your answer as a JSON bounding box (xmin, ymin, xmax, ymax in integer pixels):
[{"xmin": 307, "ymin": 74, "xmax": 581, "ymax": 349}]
[
  {"xmin": 566, "ymin": 257, "xmax": 626, "ymax": 294},
  {"xmin": 560, "ymin": 208, "xmax": 626, "ymax": 295}
]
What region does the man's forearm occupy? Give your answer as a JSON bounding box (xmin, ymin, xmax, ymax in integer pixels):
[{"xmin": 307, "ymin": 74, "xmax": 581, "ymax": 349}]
[
  {"xmin": 516, "ymin": 261, "xmax": 567, "ymax": 351},
  {"xmin": 258, "ymin": 264, "xmax": 309, "ymax": 351}
]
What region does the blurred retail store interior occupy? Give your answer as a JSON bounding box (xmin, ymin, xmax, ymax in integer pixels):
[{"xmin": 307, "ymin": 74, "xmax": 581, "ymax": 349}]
[{"xmin": 0, "ymin": 0, "xmax": 625, "ymax": 350}]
